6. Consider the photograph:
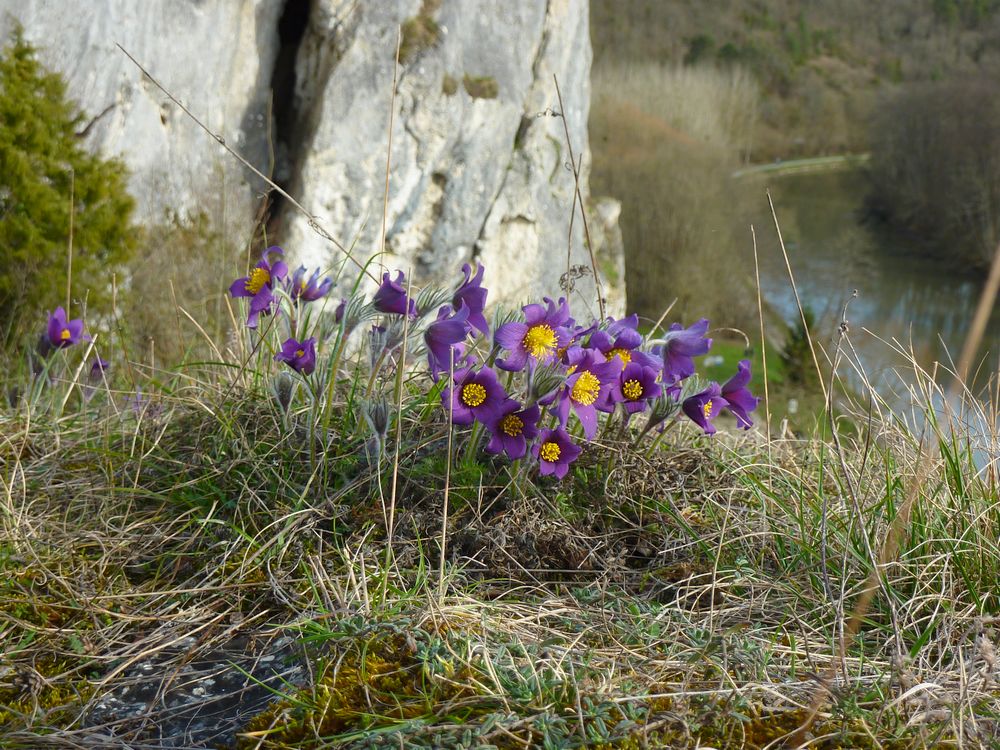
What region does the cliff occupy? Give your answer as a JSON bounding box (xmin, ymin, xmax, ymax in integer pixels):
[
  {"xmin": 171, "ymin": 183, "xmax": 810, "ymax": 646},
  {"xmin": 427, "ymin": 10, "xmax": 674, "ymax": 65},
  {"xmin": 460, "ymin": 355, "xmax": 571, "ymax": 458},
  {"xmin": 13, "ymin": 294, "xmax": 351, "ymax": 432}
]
[{"xmin": 0, "ymin": 0, "xmax": 619, "ymax": 312}]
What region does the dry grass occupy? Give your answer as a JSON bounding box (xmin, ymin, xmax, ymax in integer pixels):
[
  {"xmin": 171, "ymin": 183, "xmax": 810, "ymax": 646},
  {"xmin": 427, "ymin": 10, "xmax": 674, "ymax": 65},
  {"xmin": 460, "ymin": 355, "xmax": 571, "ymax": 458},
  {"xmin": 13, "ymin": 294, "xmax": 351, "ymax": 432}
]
[{"xmin": 1, "ymin": 336, "xmax": 998, "ymax": 747}]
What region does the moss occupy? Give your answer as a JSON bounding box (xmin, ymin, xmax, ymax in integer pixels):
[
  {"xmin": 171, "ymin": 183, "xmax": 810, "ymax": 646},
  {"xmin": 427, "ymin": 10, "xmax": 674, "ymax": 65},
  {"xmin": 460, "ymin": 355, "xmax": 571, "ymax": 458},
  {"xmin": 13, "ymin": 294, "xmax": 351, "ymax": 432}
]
[
  {"xmin": 462, "ymin": 73, "xmax": 499, "ymax": 99},
  {"xmin": 399, "ymin": 0, "xmax": 442, "ymax": 63},
  {"xmin": 0, "ymin": 658, "xmax": 95, "ymax": 729},
  {"xmin": 237, "ymin": 632, "xmax": 477, "ymax": 747},
  {"xmin": 441, "ymin": 73, "xmax": 458, "ymax": 96}
]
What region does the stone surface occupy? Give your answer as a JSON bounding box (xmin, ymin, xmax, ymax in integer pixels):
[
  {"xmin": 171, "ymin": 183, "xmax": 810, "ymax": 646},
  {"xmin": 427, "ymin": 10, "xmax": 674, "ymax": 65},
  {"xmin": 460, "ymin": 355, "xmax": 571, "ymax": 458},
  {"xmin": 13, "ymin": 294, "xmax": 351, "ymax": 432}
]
[
  {"xmin": 1, "ymin": 0, "xmax": 623, "ymax": 312},
  {"xmin": 0, "ymin": 0, "xmax": 282, "ymax": 224},
  {"xmin": 84, "ymin": 632, "xmax": 308, "ymax": 748},
  {"xmin": 283, "ymin": 0, "xmax": 619, "ymax": 312}
]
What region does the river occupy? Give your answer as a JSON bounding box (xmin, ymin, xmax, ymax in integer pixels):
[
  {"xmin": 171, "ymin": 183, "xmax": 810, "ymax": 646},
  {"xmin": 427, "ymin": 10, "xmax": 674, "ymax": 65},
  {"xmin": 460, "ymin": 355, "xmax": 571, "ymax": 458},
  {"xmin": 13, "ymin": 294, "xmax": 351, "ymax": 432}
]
[{"xmin": 747, "ymin": 168, "xmax": 999, "ymax": 448}]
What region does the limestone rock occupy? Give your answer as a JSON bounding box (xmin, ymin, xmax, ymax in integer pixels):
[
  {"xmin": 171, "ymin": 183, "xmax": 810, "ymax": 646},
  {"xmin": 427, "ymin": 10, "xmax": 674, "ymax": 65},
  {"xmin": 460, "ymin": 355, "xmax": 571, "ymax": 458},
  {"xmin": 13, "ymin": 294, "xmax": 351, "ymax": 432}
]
[
  {"xmin": 283, "ymin": 0, "xmax": 618, "ymax": 312},
  {"xmin": 1, "ymin": 0, "xmax": 624, "ymax": 311}
]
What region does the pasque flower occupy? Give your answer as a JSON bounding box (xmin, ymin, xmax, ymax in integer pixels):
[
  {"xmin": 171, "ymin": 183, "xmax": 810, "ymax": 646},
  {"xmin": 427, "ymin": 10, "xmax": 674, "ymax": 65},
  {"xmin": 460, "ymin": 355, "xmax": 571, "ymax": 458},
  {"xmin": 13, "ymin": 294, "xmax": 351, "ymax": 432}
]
[
  {"xmin": 46, "ymin": 307, "xmax": 85, "ymax": 349},
  {"xmin": 494, "ymin": 297, "xmax": 573, "ymax": 372},
  {"xmin": 589, "ymin": 314, "xmax": 661, "ymax": 370},
  {"xmin": 653, "ymin": 319, "xmax": 712, "ymax": 384},
  {"xmin": 485, "ymin": 400, "xmax": 540, "ymax": 460},
  {"xmin": 682, "ymin": 382, "xmax": 727, "ymax": 435},
  {"xmin": 611, "ymin": 361, "xmax": 662, "ymax": 416},
  {"xmin": 229, "ymin": 246, "xmax": 288, "ymax": 328},
  {"xmin": 287, "ymin": 266, "xmax": 332, "ymax": 302},
  {"xmin": 721, "ymin": 359, "xmax": 759, "ymax": 429},
  {"xmin": 88, "ymin": 357, "xmax": 110, "ymax": 383},
  {"xmin": 532, "ymin": 427, "xmax": 582, "ymax": 479},
  {"xmin": 452, "ymin": 263, "xmax": 489, "ymax": 336},
  {"xmin": 373, "ymin": 270, "xmax": 417, "ymax": 317},
  {"xmin": 554, "ymin": 347, "xmax": 620, "ymax": 439},
  {"xmin": 424, "ymin": 303, "xmax": 471, "ymax": 378},
  {"xmin": 442, "ymin": 366, "xmax": 507, "ymax": 425},
  {"xmin": 275, "ymin": 337, "xmax": 317, "ymax": 375}
]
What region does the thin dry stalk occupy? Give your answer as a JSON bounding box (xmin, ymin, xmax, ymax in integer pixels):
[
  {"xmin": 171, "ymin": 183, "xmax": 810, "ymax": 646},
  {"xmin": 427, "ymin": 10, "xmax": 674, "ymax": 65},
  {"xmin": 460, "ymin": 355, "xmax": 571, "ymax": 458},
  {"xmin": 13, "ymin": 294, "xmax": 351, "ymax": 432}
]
[
  {"xmin": 553, "ymin": 74, "xmax": 604, "ymax": 321},
  {"xmin": 750, "ymin": 225, "xmax": 771, "ymax": 446},
  {"xmin": 381, "ymin": 272, "xmax": 412, "ymax": 601},
  {"xmin": 439, "ymin": 348, "xmax": 455, "ymax": 599},
  {"xmin": 956, "ymin": 240, "xmax": 1000, "ymax": 385},
  {"xmin": 378, "ymin": 28, "xmax": 402, "ymax": 277},
  {"xmin": 115, "ymin": 44, "xmax": 374, "ymax": 283},
  {"xmin": 66, "ymin": 168, "xmax": 74, "ymax": 313}
]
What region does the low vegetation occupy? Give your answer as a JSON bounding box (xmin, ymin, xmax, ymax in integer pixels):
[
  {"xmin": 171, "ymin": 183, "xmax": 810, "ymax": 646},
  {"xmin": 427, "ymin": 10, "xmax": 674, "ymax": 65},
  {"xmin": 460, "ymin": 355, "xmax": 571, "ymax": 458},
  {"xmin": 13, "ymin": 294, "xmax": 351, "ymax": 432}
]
[
  {"xmin": 1, "ymin": 214, "xmax": 998, "ymax": 747},
  {"xmin": 0, "ymin": 31, "xmax": 135, "ymax": 352},
  {"xmin": 867, "ymin": 78, "xmax": 1000, "ymax": 269}
]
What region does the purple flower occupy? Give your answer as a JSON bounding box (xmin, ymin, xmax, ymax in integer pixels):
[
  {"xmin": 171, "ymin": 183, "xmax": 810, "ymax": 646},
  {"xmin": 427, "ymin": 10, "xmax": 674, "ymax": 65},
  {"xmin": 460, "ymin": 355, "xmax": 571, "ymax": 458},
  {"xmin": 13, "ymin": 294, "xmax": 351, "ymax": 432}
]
[
  {"xmin": 611, "ymin": 362, "xmax": 662, "ymax": 416},
  {"xmin": 532, "ymin": 427, "xmax": 582, "ymax": 480},
  {"xmin": 288, "ymin": 266, "xmax": 332, "ymax": 302},
  {"xmin": 452, "ymin": 263, "xmax": 489, "ymax": 336},
  {"xmin": 229, "ymin": 246, "xmax": 289, "ymax": 328},
  {"xmin": 334, "ymin": 298, "xmax": 347, "ymax": 323},
  {"xmin": 275, "ymin": 337, "xmax": 317, "ymax": 375},
  {"xmin": 485, "ymin": 400, "xmax": 540, "ymax": 460},
  {"xmin": 653, "ymin": 319, "xmax": 712, "ymax": 384},
  {"xmin": 425, "ymin": 303, "xmax": 471, "ymax": 379},
  {"xmin": 555, "ymin": 348, "xmax": 621, "ymax": 439},
  {"xmin": 721, "ymin": 359, "xmax": 759, "ymax": 429},
  {"xmin": 373, "ymin": 271, "xmax": 417, "ymax": 317},
  {"xmin": 682, "ymin": 382, "xmax": 728, "ymax": 435},
  {"xmin": 589, "ymin": 315, "xmax": 661, "ymax": 370},
  {"xmin": 442, "ymin": 366, "xmax": 507, "ymax": 425},
  {"xmin": 494, "ymin": 297, "xmax": 574, "ymax": 372},
  {"xmin": 88, "ymin": 357, "xmax": 110, "ymax": 384},
  {"xmin": 46, "ymin": 307, "xmax": 85, "ymax": 349},
  {"xmin": 124, "ymin": 387, "xmax": 163, "ymax": 420}
]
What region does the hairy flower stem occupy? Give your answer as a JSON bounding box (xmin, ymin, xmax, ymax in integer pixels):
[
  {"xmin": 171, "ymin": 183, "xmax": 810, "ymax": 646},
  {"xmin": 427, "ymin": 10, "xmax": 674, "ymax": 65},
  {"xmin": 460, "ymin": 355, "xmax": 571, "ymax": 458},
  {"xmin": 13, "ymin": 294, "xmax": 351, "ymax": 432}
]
[
  {"xmin": 465, "ymin": 421, "xmax": 485, "ymax": 463},
  {"xmin": 605, "ymin": 410, "xmax": 629, "ymax": 474},
  {"xmin": 644, "ymin": 418, "xmax": 678, "ymax": 458},
  {"xmin": 366, "ymin": 349, "xmax": 390, "ymax": 398},
  {"xmin": 319, "ymin": 325, "xmax": 348, "ymax": 454}
]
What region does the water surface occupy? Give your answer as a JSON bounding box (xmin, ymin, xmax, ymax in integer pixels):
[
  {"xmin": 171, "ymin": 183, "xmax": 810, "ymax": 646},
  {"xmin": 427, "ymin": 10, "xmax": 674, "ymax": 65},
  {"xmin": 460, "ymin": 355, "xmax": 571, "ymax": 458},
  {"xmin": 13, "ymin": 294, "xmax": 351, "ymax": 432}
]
[{"xmin": 747, "ymin": 169, "xmax": 998, "ymax": 436}]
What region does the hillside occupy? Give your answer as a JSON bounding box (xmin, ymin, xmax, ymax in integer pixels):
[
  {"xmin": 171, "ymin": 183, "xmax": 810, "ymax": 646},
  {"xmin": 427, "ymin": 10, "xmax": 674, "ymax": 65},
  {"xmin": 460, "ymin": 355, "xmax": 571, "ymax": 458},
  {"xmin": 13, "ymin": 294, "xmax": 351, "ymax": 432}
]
[{"xmin": 591, "ymin": 0, "xmax": 1000, "ymax": 159}]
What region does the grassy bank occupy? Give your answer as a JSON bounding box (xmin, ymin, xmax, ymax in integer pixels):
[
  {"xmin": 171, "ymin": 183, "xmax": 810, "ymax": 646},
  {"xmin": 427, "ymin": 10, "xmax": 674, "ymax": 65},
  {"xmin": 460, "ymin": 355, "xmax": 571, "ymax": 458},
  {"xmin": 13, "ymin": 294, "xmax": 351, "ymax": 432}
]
[{"xmin": 1, "ymin": 296, "xmax": 997, "ymax": 748}]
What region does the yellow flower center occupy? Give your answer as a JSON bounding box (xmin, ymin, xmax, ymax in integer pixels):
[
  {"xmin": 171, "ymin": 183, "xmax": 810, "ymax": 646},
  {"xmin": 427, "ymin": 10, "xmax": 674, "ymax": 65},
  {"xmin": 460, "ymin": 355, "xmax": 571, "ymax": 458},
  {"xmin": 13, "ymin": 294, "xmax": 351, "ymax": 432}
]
[
  {"xmin": 571, "ymin": 371, "xmax": 601, "ymax": 406},
  {"xmin": 522, "ymin": 324, "xmax": 557, "ymax": 359},
  {"xmin": 295, "ymin": 349, "xmax": 305, "ymax": 358},
  {"xmin": 703, "ymin": 400, "xmax": 713, "ymax": 419},
  {"xmin": 245, "ymin": 267, "xmax": 271, "ymax": 294},
  {"xmin": 500, "ymin": 413, "xmax": 524, "ymax": 437},
  {"xmin": 59, "ymin": 328, "xmax": 71, "ymax": 341},
  {"xmin": 622, "ymin": 379, "xmax": 643, "ymax": 400},
  {"xmin": 461, "ymin": 383, "xmax": 487, "ymax": 407},
  {"xmin": 539, "ymin": 441, "xmax": 561, "ymax": 462},
  {"xmin": 607, "ymin": 347, "xmax": 631, "ymax": 365},
  {"xmin": 300, "ymin": 280, "xmax": 308, "ymax": 292}
]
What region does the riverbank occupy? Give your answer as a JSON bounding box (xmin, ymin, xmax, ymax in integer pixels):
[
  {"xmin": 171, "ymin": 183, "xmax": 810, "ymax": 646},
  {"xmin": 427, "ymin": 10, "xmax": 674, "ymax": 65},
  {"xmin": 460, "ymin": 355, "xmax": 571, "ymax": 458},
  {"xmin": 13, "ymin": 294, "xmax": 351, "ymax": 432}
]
[{"xmin": 732, "ymin": 152, "xmax": 870, "ymax": 179}]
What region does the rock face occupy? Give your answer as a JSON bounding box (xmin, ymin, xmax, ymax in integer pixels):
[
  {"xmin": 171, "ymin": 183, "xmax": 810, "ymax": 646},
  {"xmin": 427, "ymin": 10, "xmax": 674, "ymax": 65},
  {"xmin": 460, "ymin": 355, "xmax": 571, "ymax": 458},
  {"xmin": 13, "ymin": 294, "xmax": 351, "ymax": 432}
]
[
  {"xmin": 0, "ymin": 0, "xmax": 622, "ymax": 313},
  {"xmin": 0, "ymin": 0, "xmax": 281, "ymax": 224}
]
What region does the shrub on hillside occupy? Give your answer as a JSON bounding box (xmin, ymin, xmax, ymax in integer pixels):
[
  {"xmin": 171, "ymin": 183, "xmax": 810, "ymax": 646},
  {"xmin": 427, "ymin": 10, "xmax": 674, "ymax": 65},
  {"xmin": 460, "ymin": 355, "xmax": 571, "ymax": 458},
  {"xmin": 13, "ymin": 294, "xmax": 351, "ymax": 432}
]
[
  {"xmin": 868, "ymin": 79, "xmax": 1000, "ymax": 269},
  {"xmin": 0, "ymin": 29, "xmax": 135, "ymax": 351},
  {"xmin": 590, "ymin": 62, "xmax": 757, "ymax": 329}
]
